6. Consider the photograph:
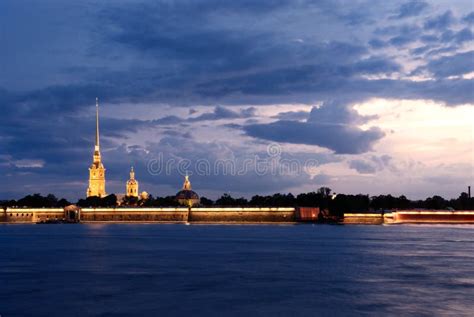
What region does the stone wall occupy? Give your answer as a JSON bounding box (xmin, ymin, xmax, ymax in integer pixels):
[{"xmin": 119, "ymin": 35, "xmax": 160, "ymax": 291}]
[
  {"xmin": 392, "ymin": 210, "xmax": 474, "ymax": 223},
  {"xmin": 80, "ymin": 208, "xmax": 189, "ymax": 222},
  {"xmin": 1, "ymin": 207, "xmax": 296, "ymax": 223},
  {"xmin": 343, "ymin": 213, "xmax": 384, "ymax": 225},
  {"xmin": 3, "ymin": 208, "xmax": 64, "ymax": 223},
  {"xmin": 81, "ymin": 207, "xmax": 296, "ymax": 223},
  {"xmin": 189, "ymin": 207, "xmax": 295, "ymax": 223},
  {"xmin": 3, "ymin": 208, "xmax": 473, "ymax": 224}
]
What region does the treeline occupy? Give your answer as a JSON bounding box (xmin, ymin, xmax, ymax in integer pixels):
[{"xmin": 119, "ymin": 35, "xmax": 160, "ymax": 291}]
[
  {"xmin": 77, "ymin": 195, "xmax": 182, "ymax": 208},
  {"xmin": 200, "ymin": 190, "xmax": 473, "ymax": 215},
  {"xmin": 0, "ymin": 194, "xmax": 72, "ymax": 208},
  {"xmin": 1, "ymin": 188, "xmax": 472, "ymax": 212}
]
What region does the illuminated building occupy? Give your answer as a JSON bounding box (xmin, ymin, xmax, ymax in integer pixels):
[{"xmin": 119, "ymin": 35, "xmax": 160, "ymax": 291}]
[
  {"xmin": 86, "ymin": 98, "xmax": 106, "ymax": 197},
  {"xmin": 176, "ymin": 174, "xmax": 199, "ymax": 207},
  {"xmin": 126, "ymin": 167, "xmax": 139, "ymax": 197}
]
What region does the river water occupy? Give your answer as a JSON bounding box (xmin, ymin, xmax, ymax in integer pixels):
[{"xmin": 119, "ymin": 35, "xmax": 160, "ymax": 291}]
[{"xmin": 0, "ymin": 224, "xmax": 473, "ymax": 316}]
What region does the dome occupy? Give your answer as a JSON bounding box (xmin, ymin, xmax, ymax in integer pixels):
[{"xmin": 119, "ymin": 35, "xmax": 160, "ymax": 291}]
[
  {"xmin": 176, "ymin": 189, "xmax": 199, "ymax": 200},
  {"xmin": 175, "ymin": 174, "xmax": 199, "ymax": 207}
]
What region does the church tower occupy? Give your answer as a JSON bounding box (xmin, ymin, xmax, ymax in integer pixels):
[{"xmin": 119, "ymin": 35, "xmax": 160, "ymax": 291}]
[
  {"xmin": 126, "ymin": 167, "xmax": 139, "ymax": 197},
  {"xmin": 87, "ymin": 98, "xmax": 106, "ymax": 197}
]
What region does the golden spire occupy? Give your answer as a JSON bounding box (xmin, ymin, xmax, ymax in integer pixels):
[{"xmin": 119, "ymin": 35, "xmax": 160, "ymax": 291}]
[
  {"xmin": 95, "ymin": 97, "xmax": 100, "ymax": 150},
  {"xmin": 87, "ymin": 97, "xmax": 106, "ymax": 198},
  {"xmin": 130, "ymin": 166, "xmax": 135, "ymax": 180}
]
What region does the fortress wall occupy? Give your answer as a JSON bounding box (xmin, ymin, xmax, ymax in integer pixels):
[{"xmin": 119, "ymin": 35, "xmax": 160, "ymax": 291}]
[
  {"xmin": 3, "ymin": 208, "xmax": 64, "ymax": 223},
  {"xmin": 1, "ymin": 207, "xmax": 296, "ymax": 223},
  {"xmin": 343, "ymin": 213, "xmax": 384, "ymax": 225},
  {"xmin": 4, "ymin": 208, "xmax": 472, "ymax": 224},
  {"xmin": 189, "ymin": 207, "xmax": 296, "ymax": 223},
  {"xmin": 343, "ymin": 211, "xmax": 474, "ymax": 224},
  {"xmin": 392, "ymin": 210, "xmax": 474, "ymax": 223},
  {"xmin": 80, "ymin": 208, "xmax": 189, "ymax": 222}
]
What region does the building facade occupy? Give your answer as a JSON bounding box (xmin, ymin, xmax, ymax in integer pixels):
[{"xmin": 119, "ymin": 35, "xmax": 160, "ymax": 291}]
[
  {"xmin": 126, "ymin": 167, "xmax": 139, "ymax": 197},
  {"xmin": 87, "ymin": 98, "xmax": 106, "ymax": 197}
]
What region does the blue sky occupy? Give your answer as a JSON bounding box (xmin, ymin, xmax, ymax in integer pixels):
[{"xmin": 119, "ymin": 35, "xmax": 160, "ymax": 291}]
[{"xmin": 1, "ymin": 0, "xmax": 473, "ymax": 200}]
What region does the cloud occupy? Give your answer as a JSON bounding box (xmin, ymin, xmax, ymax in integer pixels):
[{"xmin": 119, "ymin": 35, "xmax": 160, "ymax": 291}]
[
  {"xmin": 395, "ymin": 1, "xmax": 429, "ymax": 19},
  {"xmin": 374, "ymin": 24, "xmax": 423, "ymax": 47},
  {"xmin": 272, "ymin": 110, "xmax": 310, "ymax": 121},
  {"xmin": 243, "ymin": 101, "xmax": 385, "ymax": 154},
  {"xmin": 424, "ymin": 10, "xmax": 455, "ymax": 30},
  {"xmin": 348, "ymin": 155, "xmax": 395, "ymax": 174},
  {"xmin": 449, "ymin": 28, "xmax": 473, "ymax": 44},
  {"xmin": 189, "ymin": 106, "xmax": 256, "ymax": 122},
  {"xmin": 348, "ymin": 159, "xmax": 377, "ymax": 174},
  {"xmin": 368, "ymin": 38, "xmax": 386, "ymax": 49},
  {"xmin": 152, "ymin": 115, "xmax": 185, "ymax": 125},
  {"xmin": 462, "ymin": 11, "xmax": 474, "ymax": 24},
  {"xmin": 422, "ymin": 51, "xmax": 474, "ymax": 77}
]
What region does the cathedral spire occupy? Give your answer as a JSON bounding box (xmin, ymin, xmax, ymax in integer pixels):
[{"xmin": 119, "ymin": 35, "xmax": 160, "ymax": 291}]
[
  {"xmin": 95, "ymin": 97, "xmax": 100, "ymax": 150},
  {"xmin": 87, "ymin": 97, "xmax": 106, "ymax": 198}
]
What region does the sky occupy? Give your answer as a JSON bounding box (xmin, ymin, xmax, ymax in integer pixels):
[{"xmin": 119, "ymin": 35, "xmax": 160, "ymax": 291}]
[{"xmin": 0, "ymin": 0, "xmax": 473, "ymax": 201}]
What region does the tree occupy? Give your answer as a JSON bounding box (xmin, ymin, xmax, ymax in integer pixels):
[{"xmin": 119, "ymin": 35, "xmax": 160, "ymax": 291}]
[
  {"xmin": 77, "ymin": 196, "xmax": 101, "ymax": 208},
  {"xmin": 76, "ymin": 194, "xmax": 117, "ymax": 208},
  {"xmin": 215, "ymin": 194, "xmax": 247, "ymax": 206},
  {"xmin": 122, "ymin": 196, "xmax": 139, "ymax": 207},
  {"xmin": 139, "ymin": 194, "xmax": 155, "ymax": 207},
  {"xmin": 424, "ymin": 195, "xmax": 447, "ymax": 210},
  {"xmin": 200, "ymin": 197, "xmax": 214, "ymax": 206},
  {"xmin": 102, "ymin": 194, "xmax": 118, "ymax": 207},
  {"xmin": 154, "ymin": 196, "xmax": 180, "ymax": 207},
  {"xmin": 15, "ymin": 193, "xmax": 71, "ymax": 208}
]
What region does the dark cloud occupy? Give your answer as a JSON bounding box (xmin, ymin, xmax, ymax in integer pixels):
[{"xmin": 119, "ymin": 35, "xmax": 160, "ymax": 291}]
[
  {"xmin": 189, "ymin": 106, "xmax": 255, "ymax": 122},
  {"xmin": 462, "ymin": 11, "xmax": 474, "ymax": 24},
  {"xmin": 368, "ymin": 38, "xmax": 386, "ymax": 49},
  {"xmin": 451, "ymin": 28, "xmax": 473, "ymax": 44},
  {"xmin": 152, "ymin": 116, "xmax": 185, "ymax": 125},
  {"xmin": 419, "ymin": 34, "xmax": 438, "ymax": 43},
  {"xmin": 375, "ymin": 24, "xmax": 422, "ymax": 47},
  {"xmin": 272, "ymin": 110, "xmax": 310, "ymax": 121},
  {"xmin": 348, "ymin": 155, "xmax": 395, "ymax": 174},
  {"xmin": 244, "ymin": 121, "xmax": 384, "ymax": 155},
  {"xmin": 349, "ymin": 159, "xmax": 377, "ymax": 174},
  {"xmin": 395, "ymin": 1, "xmax": 429, "ymax": 18},
  {"xmin": 411, "ymin": 45, "xmax": 434, "ymax": 56},
  {"xmin": 243, "ymin": 101, "xmax": 385, "ymax": 154},
  {"xmin": 424, "ymin": 10, "xmax": 455, "ymax": 30},
  {"xmin": 422, "ymin": 51, "xmax": 474, "ymax": 78}
]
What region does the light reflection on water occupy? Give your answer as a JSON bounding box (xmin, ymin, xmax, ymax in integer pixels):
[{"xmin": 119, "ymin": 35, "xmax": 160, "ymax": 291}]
[{"xmin": 0, "ymin": 224, "xmax": 473, "ymax": 316}]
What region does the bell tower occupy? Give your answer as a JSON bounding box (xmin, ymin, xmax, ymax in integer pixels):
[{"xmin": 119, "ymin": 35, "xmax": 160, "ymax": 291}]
[
  {"xmin": 87, "ymin": 98, "xmax": 106, "ymax": 197},
  {"xmin": 126, "ymin": 167, "xmax": 139, "ymax": 197}
]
